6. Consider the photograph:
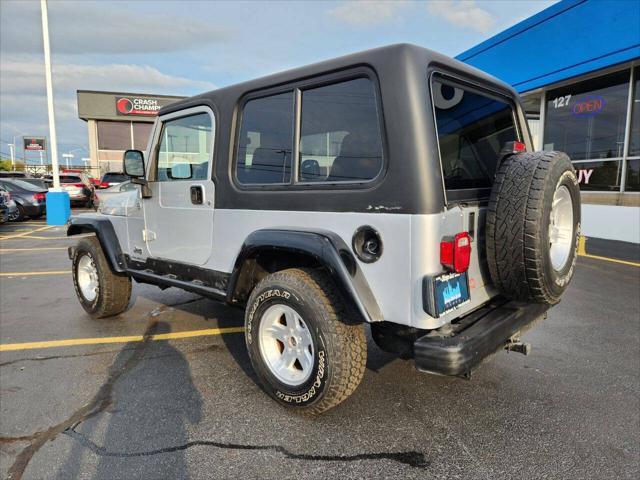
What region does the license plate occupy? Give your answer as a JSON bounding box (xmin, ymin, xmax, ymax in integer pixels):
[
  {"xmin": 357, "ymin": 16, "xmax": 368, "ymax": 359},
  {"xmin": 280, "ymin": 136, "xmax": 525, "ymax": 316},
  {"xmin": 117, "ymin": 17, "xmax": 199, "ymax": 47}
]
[{"xmin": 424, "ymin": 271, "xmax": 471, "ymax": 317}]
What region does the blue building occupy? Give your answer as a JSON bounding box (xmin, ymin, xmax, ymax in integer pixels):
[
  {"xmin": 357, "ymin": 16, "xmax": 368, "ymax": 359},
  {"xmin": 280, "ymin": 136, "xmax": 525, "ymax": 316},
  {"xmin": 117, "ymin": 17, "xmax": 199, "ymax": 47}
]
[{"xmin": 457, "ymin": 0, "xmax": 640, "ymax": 243}]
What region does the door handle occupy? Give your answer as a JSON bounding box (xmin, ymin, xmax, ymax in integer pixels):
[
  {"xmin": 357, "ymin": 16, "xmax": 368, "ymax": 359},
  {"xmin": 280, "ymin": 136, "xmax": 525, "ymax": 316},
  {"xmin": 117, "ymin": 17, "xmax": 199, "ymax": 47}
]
[{"xmin": 190, "ymin": 185, "xmax": 203, "ymax": 205}]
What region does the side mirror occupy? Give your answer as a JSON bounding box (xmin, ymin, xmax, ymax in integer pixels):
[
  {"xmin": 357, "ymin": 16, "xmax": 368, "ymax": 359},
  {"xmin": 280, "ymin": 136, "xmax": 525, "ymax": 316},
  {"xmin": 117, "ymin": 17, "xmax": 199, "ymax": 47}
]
[
  {"xmin": 169, "ymin": 163, "xmax": 192, "ymax": 180},
  {"xmin": 123, "ymin": 150, "xmax": 145, "ymax": 178}
]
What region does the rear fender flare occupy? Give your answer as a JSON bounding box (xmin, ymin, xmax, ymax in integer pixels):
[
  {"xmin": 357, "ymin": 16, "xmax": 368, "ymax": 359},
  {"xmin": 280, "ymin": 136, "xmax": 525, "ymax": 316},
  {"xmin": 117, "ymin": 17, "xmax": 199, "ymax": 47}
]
[{"xmin": 228, "ymin": 229, "xmax": 383, "ymax": 323}]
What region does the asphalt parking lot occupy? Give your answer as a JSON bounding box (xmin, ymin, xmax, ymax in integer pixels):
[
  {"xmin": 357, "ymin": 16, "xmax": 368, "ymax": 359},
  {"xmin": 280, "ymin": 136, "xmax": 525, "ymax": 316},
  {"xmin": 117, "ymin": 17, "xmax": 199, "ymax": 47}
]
[{"xmin": 0, "ymin": 217, "xmax": 638, "ymax": 480}]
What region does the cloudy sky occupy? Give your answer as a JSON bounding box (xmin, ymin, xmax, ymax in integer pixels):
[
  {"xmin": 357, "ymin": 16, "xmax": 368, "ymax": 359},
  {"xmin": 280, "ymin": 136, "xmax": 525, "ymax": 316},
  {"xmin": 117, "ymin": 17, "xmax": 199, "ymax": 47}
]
[{"xmin": 0, "ymin": 0, "xmax": 554, "ymax": 164}]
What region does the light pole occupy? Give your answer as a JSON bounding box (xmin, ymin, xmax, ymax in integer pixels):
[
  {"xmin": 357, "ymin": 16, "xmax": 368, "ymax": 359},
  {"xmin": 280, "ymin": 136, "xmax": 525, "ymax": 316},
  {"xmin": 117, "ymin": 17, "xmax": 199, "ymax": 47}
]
[
  {"xmin": 39, "ymin": 150, "xmax": 44, "ymax": 166},
  {"xmin": 82, "ymin": 157, "xmax": 90, "ymax": 169},
  {"xmin": 62, "ymin": 153, "xmax": 74, "ymax": 169},
  {"xmin": 8, "ymin": 143, "xmax": 15, "ymax": 169}
]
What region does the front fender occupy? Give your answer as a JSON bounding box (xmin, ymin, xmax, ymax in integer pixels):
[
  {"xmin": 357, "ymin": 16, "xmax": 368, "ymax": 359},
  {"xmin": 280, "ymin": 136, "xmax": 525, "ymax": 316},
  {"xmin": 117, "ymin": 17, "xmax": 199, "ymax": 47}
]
[
  {"xmin": 67, "ymin": 216, "xmax": 126, "ymax": 273},
  {"xmin": 229, "ymin": 228, "xmax": 383, "ymax": 323}
]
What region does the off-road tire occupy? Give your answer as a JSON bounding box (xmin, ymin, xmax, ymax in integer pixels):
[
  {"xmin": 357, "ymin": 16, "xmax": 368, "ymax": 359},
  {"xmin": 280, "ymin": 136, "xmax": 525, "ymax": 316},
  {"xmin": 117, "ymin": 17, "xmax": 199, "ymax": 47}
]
[
  {"xmin": 72, "ymin": 236, "xmax": 132, "ymax": 318},
  {"xmin": 245, "ymin": 268, "xmax": 367, "ymax": 415},
  {"xmin": 486, "ymin": 151, "xmax": 581, "ymax": 305}
]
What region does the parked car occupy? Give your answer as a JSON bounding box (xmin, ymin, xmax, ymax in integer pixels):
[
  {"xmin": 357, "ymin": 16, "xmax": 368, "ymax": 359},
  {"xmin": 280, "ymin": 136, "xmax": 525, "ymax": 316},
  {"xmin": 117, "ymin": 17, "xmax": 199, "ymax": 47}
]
[
  {"xmin": 0, "ymin": 195, "xmax": 7, "ymax": 224},
  {"xmin": 56, "ymin": 175, "xmax": 93, "ymax": 207},
  {"xmin": 0, "ymin": 186, "xmax": 19, "ymax": 221},
  {"xmin": 0, "ymin": 179, "xmax": 46, "ymax": 220},
  {"xmin": 67, "ymin": 44, "xmax": 581, "ymax": 415},
  {"xmin": 93, "ymin": 181, "xmax": 137, "ymax": 209},
  {"xmin": 100, "ymin": 172, "xmax": 129, "ymax": 188}
]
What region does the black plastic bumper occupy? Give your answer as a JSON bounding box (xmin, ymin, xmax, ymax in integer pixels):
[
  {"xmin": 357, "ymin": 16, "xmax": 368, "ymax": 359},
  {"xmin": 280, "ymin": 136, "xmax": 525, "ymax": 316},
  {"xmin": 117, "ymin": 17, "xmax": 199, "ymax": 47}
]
[{"xmin": 414, "ymin": 300, "xmax": 549, "ymax": 376}]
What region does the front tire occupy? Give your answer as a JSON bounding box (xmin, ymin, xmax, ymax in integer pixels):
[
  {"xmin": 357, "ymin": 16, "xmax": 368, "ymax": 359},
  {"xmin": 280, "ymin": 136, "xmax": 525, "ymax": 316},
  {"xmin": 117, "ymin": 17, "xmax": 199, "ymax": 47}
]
[
  {"xmin": 245, "ymin": 268, "xmax": 367, "ymax": 415},
  {"xmin": 72, "ymin": 236, "xmax": 132, "ymax": 318}
]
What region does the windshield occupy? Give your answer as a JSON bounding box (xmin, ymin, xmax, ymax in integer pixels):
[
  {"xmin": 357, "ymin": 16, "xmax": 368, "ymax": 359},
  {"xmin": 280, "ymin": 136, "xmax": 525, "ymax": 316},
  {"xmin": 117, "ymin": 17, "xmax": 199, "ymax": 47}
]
[{"xmin": 432, "ymin": 74, "xmax": 519, "ymax": 192}]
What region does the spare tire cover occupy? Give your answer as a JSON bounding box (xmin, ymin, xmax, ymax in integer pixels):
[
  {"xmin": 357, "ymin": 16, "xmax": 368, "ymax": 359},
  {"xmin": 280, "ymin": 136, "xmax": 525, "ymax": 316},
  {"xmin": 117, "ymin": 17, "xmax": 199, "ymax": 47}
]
[{"xmin": 486, "ymin": 151, "xmax": 581, "ymax": 305}]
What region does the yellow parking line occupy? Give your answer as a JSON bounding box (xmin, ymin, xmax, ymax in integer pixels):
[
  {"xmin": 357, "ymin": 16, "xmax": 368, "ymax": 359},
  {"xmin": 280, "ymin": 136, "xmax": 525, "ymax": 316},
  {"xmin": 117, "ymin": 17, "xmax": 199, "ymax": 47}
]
[
  {"xmin": 0, "ymin": 327, "xmax": 246, "ymax": 352},
  {"xmin": 0, "ymin": 270, "xmax": 69, "ymax": 277},
  {"xmin": 577, "ymin": 236, "xmax": 639, "ymax": 267},
  {"xmin": 0, "ymin": 234, "xmax": 71, "ymax": 240},
  {"xmin": 0, "ymin": 225, "xmax": 53, "ymax": 240},
  {"xmin": 579, "ymin": 253, "xmax": 640, "ymax": 267},
  {"xmin": 0, "ymin": 247, "xmax": 68, "ymax": 253}
]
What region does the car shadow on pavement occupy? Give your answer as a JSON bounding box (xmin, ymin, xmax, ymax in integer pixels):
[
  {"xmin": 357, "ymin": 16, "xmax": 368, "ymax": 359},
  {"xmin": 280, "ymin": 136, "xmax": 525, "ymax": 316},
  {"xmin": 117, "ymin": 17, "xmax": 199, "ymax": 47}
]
[{"xmin": 55, "ymin": 320, "xmax": 203, "ymax": 480}]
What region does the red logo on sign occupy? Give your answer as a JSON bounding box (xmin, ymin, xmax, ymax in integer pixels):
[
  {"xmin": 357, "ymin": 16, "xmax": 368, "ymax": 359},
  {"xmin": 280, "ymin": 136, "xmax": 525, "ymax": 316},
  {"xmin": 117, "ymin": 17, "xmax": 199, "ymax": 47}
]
[{"xmin": 116, "ymin": 97, "xmax": 133, "ymax": 114}]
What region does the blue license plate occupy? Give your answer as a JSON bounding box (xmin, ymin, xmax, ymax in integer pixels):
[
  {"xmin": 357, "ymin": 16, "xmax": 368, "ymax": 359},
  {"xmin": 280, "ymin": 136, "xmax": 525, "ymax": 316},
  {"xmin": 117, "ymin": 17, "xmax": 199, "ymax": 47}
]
[{"xmin": 434, "ymin": 272, "xmax": 470, "ymax": 315}]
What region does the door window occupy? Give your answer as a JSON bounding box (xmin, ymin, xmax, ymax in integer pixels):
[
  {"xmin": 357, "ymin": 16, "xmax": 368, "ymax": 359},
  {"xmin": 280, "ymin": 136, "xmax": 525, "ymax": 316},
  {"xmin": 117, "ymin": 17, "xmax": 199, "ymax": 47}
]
[{"xmin": 156, "ymin": 113, "xmax": 213, "ymax": 182}]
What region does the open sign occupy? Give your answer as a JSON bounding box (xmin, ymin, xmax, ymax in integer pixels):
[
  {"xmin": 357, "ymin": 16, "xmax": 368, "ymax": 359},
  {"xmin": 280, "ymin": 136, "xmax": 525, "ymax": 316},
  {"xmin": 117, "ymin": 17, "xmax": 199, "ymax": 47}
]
[{"xmin": 572, "ymin": 96, "xmax": 605, "ymax": 117}]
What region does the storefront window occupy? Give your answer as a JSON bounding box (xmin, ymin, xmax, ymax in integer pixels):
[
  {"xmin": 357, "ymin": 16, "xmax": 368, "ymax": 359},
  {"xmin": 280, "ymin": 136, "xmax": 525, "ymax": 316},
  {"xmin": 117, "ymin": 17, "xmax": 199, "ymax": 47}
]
[
  {"xmin": 133, "ymin": 122, "xmax": 154, "ymax": 151},
  {"xmin": 572, "ymin": 160, "xmax": 623, "ymax": 191},
  {"xmin": 97, "ymin": 121, "xmax": 132, "ymax": 151},
  {"xmin": 544, "ymin": 70, "xmax": 629, "ymax": 161},
  {"xmin": 625, "ymin": 159, "xmax": 640, "ymax": 192},
  {"xmin": 628, "ymin": 67, "xmax": 640, "ymax": 157}
]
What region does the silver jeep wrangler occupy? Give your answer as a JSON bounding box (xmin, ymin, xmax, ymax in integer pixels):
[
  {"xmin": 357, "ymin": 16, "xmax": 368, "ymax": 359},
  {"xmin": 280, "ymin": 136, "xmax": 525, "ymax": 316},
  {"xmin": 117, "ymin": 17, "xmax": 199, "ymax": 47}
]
[{"xmin": 68, "ymin": 44, "xmax": 581, "ymax": 415}]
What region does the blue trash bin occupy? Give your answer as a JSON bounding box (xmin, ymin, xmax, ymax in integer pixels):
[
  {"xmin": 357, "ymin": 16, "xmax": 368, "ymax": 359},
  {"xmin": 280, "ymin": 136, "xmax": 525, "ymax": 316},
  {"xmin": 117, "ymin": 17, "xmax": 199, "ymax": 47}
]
[{"xmin": 46, "ymin": 191, "xmax": 71, "ymax": 226}]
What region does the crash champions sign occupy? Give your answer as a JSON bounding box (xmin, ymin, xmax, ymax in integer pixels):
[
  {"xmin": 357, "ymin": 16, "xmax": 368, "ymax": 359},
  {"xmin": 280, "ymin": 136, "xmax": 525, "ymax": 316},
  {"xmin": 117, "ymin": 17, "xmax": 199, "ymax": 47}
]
[{"xmin": 116, "ymin": 96, "xmax": 165, "ymax": 116}]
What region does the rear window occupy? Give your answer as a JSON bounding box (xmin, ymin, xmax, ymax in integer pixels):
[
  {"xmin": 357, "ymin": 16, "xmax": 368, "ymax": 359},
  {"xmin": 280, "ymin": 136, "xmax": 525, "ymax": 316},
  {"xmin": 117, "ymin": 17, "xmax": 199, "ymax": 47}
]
[
  {"xmin": 102, "ymin": 173, "xmax": 128, "ymax": 183},
  {"xmin": 2, "ymin": 179, "xmax": 43, "ymax": 191},
  {"xmin": 60, "ymin": 176, "xmax": 82, "ymax": 184},
  {"xmin": 432, "ymin": 74, "xmax": 518, "ymax": 191}
]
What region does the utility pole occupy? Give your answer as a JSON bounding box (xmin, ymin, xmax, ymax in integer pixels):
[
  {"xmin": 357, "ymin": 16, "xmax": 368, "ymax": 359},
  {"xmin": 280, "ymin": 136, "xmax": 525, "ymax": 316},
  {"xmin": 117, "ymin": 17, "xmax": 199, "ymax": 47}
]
[{"xmin": 41, "ymin": 0, "xmax": 61, "ymax": 190}]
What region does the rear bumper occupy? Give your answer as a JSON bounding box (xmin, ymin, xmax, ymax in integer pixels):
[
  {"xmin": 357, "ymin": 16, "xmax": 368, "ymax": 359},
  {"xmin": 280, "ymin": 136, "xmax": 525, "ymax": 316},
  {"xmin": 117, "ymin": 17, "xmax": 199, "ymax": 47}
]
[
  {"xmin": 414, "ymin": 300, "xmax": 549, "ymax": 376},
  {"xmin": 23, "ymin": 204, "xmax": 46, "ymax": 216}
]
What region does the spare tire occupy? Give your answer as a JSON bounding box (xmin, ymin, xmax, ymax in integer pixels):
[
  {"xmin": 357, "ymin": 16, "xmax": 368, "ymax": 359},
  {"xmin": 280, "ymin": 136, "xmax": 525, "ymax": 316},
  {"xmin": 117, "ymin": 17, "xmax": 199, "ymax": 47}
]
[{"xmin": 486, "ymin": 151, "xmax": 581, "ymax": 305}]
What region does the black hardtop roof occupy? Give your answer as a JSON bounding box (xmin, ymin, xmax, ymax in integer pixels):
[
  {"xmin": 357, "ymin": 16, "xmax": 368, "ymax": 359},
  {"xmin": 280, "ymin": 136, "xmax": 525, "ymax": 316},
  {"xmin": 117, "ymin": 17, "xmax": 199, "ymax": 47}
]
[{"xmin": 161, "ymin": 43, "xmax": 515, "ymax": 115}]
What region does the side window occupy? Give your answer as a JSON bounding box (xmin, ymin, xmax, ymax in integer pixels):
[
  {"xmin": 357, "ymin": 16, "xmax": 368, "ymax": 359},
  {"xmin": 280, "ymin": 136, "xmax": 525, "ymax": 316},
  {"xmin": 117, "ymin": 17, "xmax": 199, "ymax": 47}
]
[
  {"xmin": 156, "ymin": 113, "xmax": 212, "ymax": 182},
  {"xmin": 299, "ymin": 78, "xmax": 383, "ymax": 183},
  {"xmin": 236, "ymin": 92, "xmax": 294, "ymax": 185}
]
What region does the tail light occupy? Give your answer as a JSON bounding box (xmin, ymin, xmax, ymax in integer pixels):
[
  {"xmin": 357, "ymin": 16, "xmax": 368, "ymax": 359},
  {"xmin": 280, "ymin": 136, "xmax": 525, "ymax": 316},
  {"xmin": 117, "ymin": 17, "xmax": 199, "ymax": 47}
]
[
  {"xmin": 33, "ymin": 192, "xmax": 46, "ymax": 202},
  {"xmin": 440, "ymin": 232, "xmax": 471, "ymax": 273}
]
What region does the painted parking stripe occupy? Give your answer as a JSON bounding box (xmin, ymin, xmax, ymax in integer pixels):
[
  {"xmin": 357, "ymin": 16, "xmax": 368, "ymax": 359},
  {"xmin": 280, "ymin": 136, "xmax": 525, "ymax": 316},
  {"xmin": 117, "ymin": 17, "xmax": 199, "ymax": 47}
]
[
  {"xmin": 0, "ymin": 270, "xmax": 69, "ymax": 277},
  {"xmin": 0, "ymin": 225, "xmax": 54, "ymax": 240},
  {"xmin": 0, "ymin": 247, "xmax": 68, "ymax": 253},
  {"xmin": 577, "ymin": 236, "xmax": 639, "ymax": 267},
  {"xmin": 0, "ymin": 327, "xmax": 246, "ymax": 352}
]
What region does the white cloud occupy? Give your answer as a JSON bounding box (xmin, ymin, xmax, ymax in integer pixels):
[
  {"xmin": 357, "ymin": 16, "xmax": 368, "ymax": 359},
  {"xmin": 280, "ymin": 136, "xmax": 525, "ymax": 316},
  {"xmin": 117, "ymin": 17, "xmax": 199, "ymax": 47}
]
[
  {"xmin": 427, "ymin": 0, "xmax": 494, "ymax": 33},
  {"xmin": 0, "ymin": 57, "xmax": 215, "ymax": 151},
  {"xmin": 0, "ymin": 0, "xmax": 228, "ymax": 55},
  {"xmin": 328, "ymin": 0, "xmax": 410, "ymax": 26}
]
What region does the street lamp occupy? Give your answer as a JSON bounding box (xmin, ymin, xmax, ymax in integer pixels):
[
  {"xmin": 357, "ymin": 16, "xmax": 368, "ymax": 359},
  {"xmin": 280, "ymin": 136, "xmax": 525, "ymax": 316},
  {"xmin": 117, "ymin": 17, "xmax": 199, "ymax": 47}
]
[
  {"xmin": 8, "ymin": 143, "xmax": 15, "ymax": 169},
  {"xmin": 62, "ymin": 153, "xmax": 74, "ymax": 169}
]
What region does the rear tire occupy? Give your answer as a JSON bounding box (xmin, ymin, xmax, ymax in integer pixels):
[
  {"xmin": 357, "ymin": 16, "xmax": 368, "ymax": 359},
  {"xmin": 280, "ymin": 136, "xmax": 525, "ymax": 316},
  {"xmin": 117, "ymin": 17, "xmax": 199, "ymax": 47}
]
[
  {"xmin": 14, "ymin": 203, "xmax": 25, "ymax": 222},
  {"xmin": 486, "ymin": 151, "xmax": 581, "ymax": 305},
  {"xmin": 245, "ymin": 268, "xmax": 367, "ymax": 415},
  {"xmin": 72, "ymin": 236, "xmax": 132, "ymax": 318}
]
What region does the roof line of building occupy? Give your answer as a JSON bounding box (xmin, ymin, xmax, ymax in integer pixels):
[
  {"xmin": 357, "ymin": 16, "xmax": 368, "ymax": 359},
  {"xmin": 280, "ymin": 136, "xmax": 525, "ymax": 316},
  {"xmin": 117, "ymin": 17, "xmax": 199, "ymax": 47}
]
[
  {"xmin": 512, "ymin": 44, "xmax": 640, "ymax": 88},
  {"xmin": 456, "ymin": 0, "xmax": 586, "ymax": 61},
  {"xmin": 76, "ymin": 89, "xmax": 185, "ymax": 99}
]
